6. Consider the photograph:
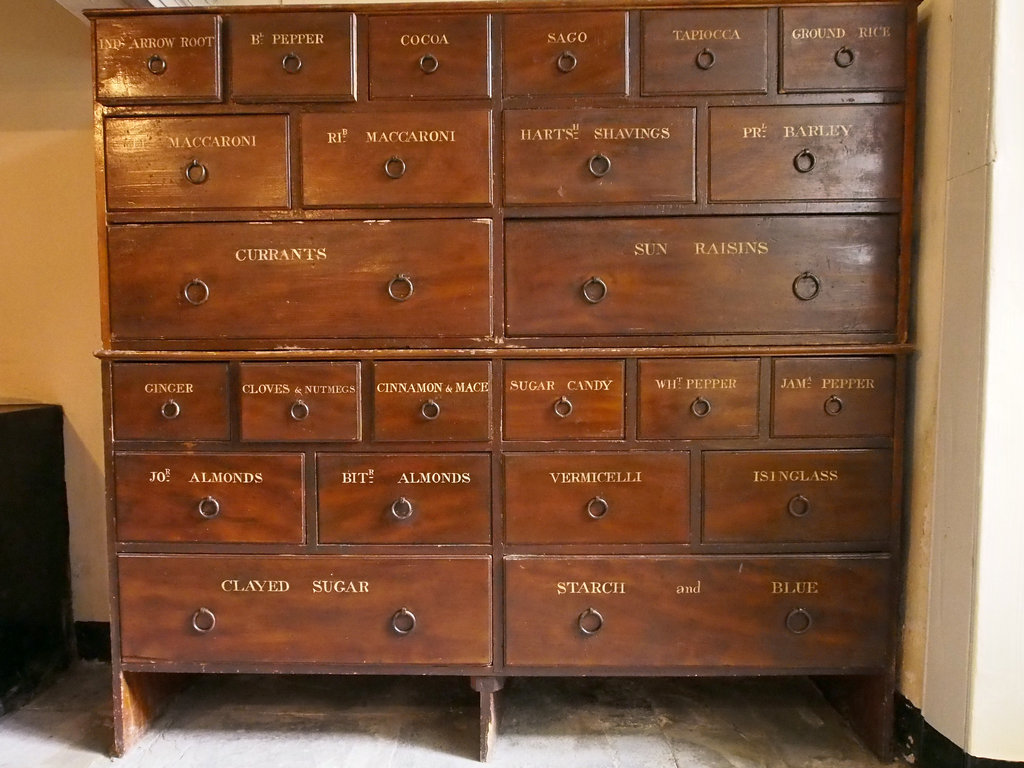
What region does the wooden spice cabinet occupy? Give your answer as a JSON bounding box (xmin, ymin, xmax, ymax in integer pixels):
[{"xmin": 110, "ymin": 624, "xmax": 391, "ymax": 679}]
[{"xmin": 88, "ymin": 1, "xmax": 917, "ymax": 760}]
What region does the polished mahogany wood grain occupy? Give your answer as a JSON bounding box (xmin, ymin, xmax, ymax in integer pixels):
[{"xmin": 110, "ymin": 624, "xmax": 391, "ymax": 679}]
[
  {"xmin": 111, "ymin": 362, "xmax": 229, "ymax": 441},
  {"xmin": 373, "ymin": 361, "xmax": 492, "ymax": 442}
]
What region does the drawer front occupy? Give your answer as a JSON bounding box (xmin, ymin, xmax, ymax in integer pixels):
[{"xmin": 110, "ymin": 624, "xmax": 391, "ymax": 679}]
[
  {"xmin": 317, "ymin": 453, "xmax": 491, "ymax": 544},
  {"xmin": 118, "ymin": 555, "xmax": 492, "ymax": 665},
  {"xmin": 107, "ymin": 220, "xmax": 492, "ymax": 341},
  {"xmin": 504, "ymin": 360, "xmax": 624, "ymax": 441},
  {"xmin": 111, "ymin": 362, "xmax": 229, "ymax": 441},
  {"xmin": 505, "ymin": 216, "xmax": 898, "ymax": 336},
  {"xmin": 773, "ymin": 357, "xmax": 896, "ymax": 438},
  {"xmin": 301, "ymin": 110, "xmax": 492, "ymax": 207},
  {"xmin": 503, "ymin": 11, "xmax": 627, "ymax": 96},
  {"xmin": 641, "ymin": 9, "xmax": 768, "ymax": 95},
  {"xmin": 504, "ymin": 109, "xmax": 695, "ymax": 205},
  {"xmin": 95, "ymin": 16, "xmax": 221, "ymax": 104},
  {"xmin": 104, "ymin": 116, "xmax": 289, "ymax": 211},
  {"xmin": 373, "ymin": 361, "xmax": 492, "ymax": 442},
  {"xmin": 638, "ymin": 359, "xmax": 759, "ymax": 439},
  {"xmin": 504, "ymin": 453, "xmax": 689, "ymax": 544},
  {"xmin": 703, "ymin": 450, "xmax": 893, "ymax": 545},
  {"xmin": 368, "ymin": 15, "xmax": 491, "ymax": 99},
  {"xmin": 781, "ymin": 5, "xmax": 907, "ymax": 92},
  {"xmin": 228, "ymin": 13, "xmax": 355, "ymax": 102},
  {"xmin": 504, "ymin": 556, "xmax": 890, "ymax": 669},
  {"xmin": 239, "ymin": 362, "xmax": 360, "ymax": 442},
  {"xmin": 708, "ymin": 105, "xmax": 903, "ymax": 202},
  {"xmin": 114, "ymin": 453, "xmax": 304, "ymax": 544}
]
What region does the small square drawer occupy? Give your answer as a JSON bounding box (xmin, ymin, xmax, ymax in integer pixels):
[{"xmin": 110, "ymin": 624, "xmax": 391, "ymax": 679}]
[
  {"xmin": 641, "ymin": 9, "xmax": 768, "ymax": 95},
  {"xmin": 114, "ymin": 452, "xmax": 304, "ymax": 544},
  {"xmin": 781, "ymin": 5, "xmax": 907, "ymax": 92},
  {"xmin": 373, "ymin": 361, "xmax": 491, "ymax": 442},
  {"xmin": 317, "ymin": 453, "xmax": 491, "ymax": 544},
  {"xmin": 95, "ymin": 15, "xmax": 221, "ymax": 104},
  {"xmin": 111, "ymin": 362, "xmax": 229, "ymax": 441},
  {"xmin": 228, "ymin": 13, "xmax": 355, "ymax": 102},
  {"xmin": 369, "ymin": 15, "xmax": 491, "ymax": 99},
  {"xmin": 503, "ymin": 11, "xmax": 627, "ymax": 96},
  {"xmin": 772, "ymin": 357, "xmax": 896, "ymax": 438},
  {"xmin": 240, "ymin": 362, "xmax": 360, "ymax": 442},
  {"xmin": 639, "ymin": 359, "xmax": 759, "ymax": 439},
  {"xmin": 504, "ymin": 360, "xmax": 624, "ymax": 441}
]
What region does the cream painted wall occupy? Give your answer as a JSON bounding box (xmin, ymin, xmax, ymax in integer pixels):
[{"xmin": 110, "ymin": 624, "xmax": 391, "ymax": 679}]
[{"xmin": 0, "ymin": 0, "xmax": 107, "ymax": 621}]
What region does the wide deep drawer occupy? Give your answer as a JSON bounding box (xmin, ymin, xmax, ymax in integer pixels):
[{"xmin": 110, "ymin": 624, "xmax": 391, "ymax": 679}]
[
  {"xmin": 505, "ymin": 216, "xmax": 899, "ymax": 336},
  {"xmin": 106, "ymin": 220, "xmax": 492, "ymax": 342},
  {"xmin": 504, "ymin": 555, "xmax": 891, "ymax": 669},
  {"xmin": 317, "ymin": 453, "xmax": 491, "ymax": 544},
  {"xmin": 373, "ymin": 361, "xmax": 492, "ymax": 442},
  {"xmin": 118, "ymin": 555, "xmax": 492, "ymax": 665},
  {"xmin": 114, "ymin": 452, "xmax": 304, "ymax": 544},
  {"xmin": 111, "ymin": 362, "xmax": 229, "ymax": 441},
  {"xmin": 504, "ymin": 452, "xmax": 689, "ymax": 544}
]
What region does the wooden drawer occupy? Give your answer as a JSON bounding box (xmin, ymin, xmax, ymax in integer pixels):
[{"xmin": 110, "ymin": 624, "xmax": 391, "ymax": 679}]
[
  {"xmin": 505, "ymin": 216, "xmax": 898, "ymax": 336},
  {"xmin": 111, "ymin": 362, "xmax": 229, "ymax": 441},
  {"xmin": 300, "ymin": 110, "xmax": 492, "ymax": 207},
  {"xmin": 641, "ymin": 9, "xmax": 768, "ymax": 95},
  {"xmin": 104, "ymin": 115, "xmax": 289, "ymax": 211},
  {"xmin": 228, "ymin": 12, "xmax": 355, "ymax": 102},
  {"xmin": 239, "ymin": 362, "xmax": 360, "ymax": 442},
  {"xmin": 94, "ymin": 15, "xmax": 221, "ymax": 104},
  {"xmin": 708, "ymin": 105, "xmax": 903, "ymax": 202},
  {"xmin": 504, "ymin": 108, "xmax": 695, "ymax": 205},
  {"xmin": 772, "ymin": 357, "xmax": 896, "ymax": 438},
  {"xmin": 638, "ymin": 359, "xmax": 759, "ymax": 439},
  {"xmin": 703, "ymin": 450, "xmax": 893, "ymax": 545},
  {"xmin": 373, "ymin": 361, "xmax": 492, "ymax": 442},
  {"xmin": 503, "ymin": 11, "xmax": 627, "ymax": 96},
  {"xmin": 106, "ymin": 220, "xmax": 491, "ymax": 342},
  {"xmin": 504, "ymin": 452, "xmax": 689, "ymax": 544},
  {"xmin": 503, "ymin": 360, "xmax": 624, "ymax": 441},
  {"xmin": 781, "ymin": 5, "xmax": 907, "ymax": 92},
  {"xmin": 317, "ymin": 453, "xmax": 491, "ymax": 544},
  {"xmin": 113, "ymin": 452, "xmax": 304, "ymax": 544},
  {"xmin": 368, "ymin": 14, "xmax": 491, "ymax": 99},
  {"xmin": 118, "ymin": 555, "xmax": 492, "ymax": 665},
  {"xmin": 504, "ymin": 555, "xmax": 890, "ymax": 669}
]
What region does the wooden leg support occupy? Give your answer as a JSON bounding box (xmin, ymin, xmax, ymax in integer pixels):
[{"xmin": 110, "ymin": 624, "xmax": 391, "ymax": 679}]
[
  {"xmin": 813, "ymin": 672, "xmax": 895, "ymax": 761},
  {"xmin": 112, "ymin": 670, "xmax": 188, "ymax": 757},
  {"xmin": 470, "ymin": 676, "xmax": 505, "ymax": 762}
]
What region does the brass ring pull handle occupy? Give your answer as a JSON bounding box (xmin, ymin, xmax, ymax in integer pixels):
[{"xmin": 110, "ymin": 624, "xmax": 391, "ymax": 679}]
[
  {"xmin": 581, "ymin": 276, "xmax": 608, "ymax": 304},
  {"xmin": 387, "ymin": 274, "xmax": 414, "ymax": 302},
  {"xmin": 281, "ymin": 52, "xmax": 303, "ymax": 74},
  {"xmin": 553, "ymin": 396, "xmax": 574, "ymax": 419},
  {"xmin": 289, "ymin": 400, "xmax": 310, "ymax": 421},
  {"xmin": 183, "ymin": 278, "xmax": 210, "ymax": 306},
  {"xmin": 160, "ymin": 399, "xmax": 181, "ymax": 420},
  {"xmin": 577, "ymin": 607, "xmax": 604, "ymax": 635},
  {"xmin": 785, "ymin": 608, "xmax": 813, "ymax": 635},
  {"xmin": 690, "ymin": 396, "xmax": 712, "ymax": 418},
  {"xmin": 384, "ymin": 156, "xmax": 407, "ymax": 179},
  {"xmin": 793, "ymin": 149, "xmax": 816, "ymax": 174},
  {"xmin": 420, "ymin": 399, "xmax": 441, "ymax": 421},
  {"xmin": 191, "ymin": 607, "xmax": 216, "ymax": 634},
  {"xmin": 588, "ymin": 153, "xmax": 612, "ymax": 178},
  {"xmin": 556, "ymin": 50, "xmax": 578, "ymax": 73},
  {"xmin": 197, "ymin": 495, "xmax": 221, "ymax": 519},
  {"xmin": 390, "ymin": 496, "xmax": 414, "ymax": 520},
  {"xmin": 586, "ymin": 496, "xmax": 609, "ymax": 519},
  {"xmin": 391, "ymin": 607, "xmax": 417, "ymax": 635},
  {"xmin": 147, "ymin": 54, "xmax": 167, "ymax": 75},
  {"xmin": 695, "ymin": 47, "xmax": 717, "ymax": 70},
  {"xmin": 185, "ymin": 158, "xmax": 208, "ymax": 184},
  {"xmin": 792, "ymin": 271, "xmax": 822, "ymax": 301},
  {"xmin": 419, "ymin": 53, "xmax": 439, "ymax": 74},
  {"xmin": 823, "ymin": 395, "xmax": 844, "ymax": 416},
  {"xmin": 787, "ymin": 494, "xmax": 811, "ymax": 518},
  {"xmin": 834, "ymin": 46, "xmax": 856, "ymax": 68}
]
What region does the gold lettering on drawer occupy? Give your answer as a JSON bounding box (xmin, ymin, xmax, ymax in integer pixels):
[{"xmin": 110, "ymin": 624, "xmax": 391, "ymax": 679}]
[
  {"xmin": 673, "ymin": 29, "xmax": 742, "ymax": 41},
  {"xmin": 104, "ymin": 36, "xmax": 214, "ymax": 50},
  {"xmin": 508, "ymin": 380, "xmax": 555, "ymax": 392},
  {"xmin": 556, "ymin": 581, "xmax": 626, "ymax": 595},
  {"xmin": 188, "ymin": 471, "xmax": 264, "ymax": 484},
  {"xmin": 399, "ymin": 34, "xmax": 451, "ymax": 46},
  {"xmin": 771, "ymin": 581, "xmax": 820, "ymax": 595},
  {"xmin": 546, "ymin": 32, "xmax": 589, "ymax": 44},
  {"xmin": 234, "ymin": 247, "xmax": 327, "ymax": 262},
  {"xmin": 566, "ymin": 379, "xmax": 613, "ymax": 391},
  {"xmin": 337, "ymin": 469, "xmax": 375, "ymax": 484},
  {"xmin": 819, "ymin": 378, "xmax": 876, "ymax": 389},
  {"xmin": 743, "ymin": 125, "xmax": 768, "ymax": 139},
  {"xmin": 858, "ymin": 26, "xmax": 892, "ymax": 38},
  {"xmin": 221, "ymin": 579, "xmax": 290, "ymax": 592},
  {"xmin": 653, "ymin": 377, "xmax": 739, "ymax": 390},
  {"xmin": 694, "ymin": 241, "xmax": 769, "ymax": 255},
  {"xmin": 376, "ymin": 382, "xmax": 444, "ymax": 394},
  {"xmin": 592, "ymin": 126, "xmax": 673, "ymax": 140},
  {"xmin": 364, "ymin": 130, "xmax": 456, "ymax": 143},
  {"xmin": 242, "ymin": 383, "xmax": 355, "ymax": 395},
  {"xmin": 752, "ymin": 469, "xmax": 839, "ymax": 482},
  {"xmin": 783, "ymin": 124, "xmax": 851, "ymax": 139},
  {"xmin": 779, "ymin": 377, "xmax": 812, "ymax": 389},
  {"xmin": 311, "ymin": 580, "xmax": 370, "ymax": 594},
  {"xmin": 167, "ymin": 135, "xmax": 258, "ymax": 149},
  {"xmin": 143, "ymin": 383, "xmax": 194, "ymax": 394},
  {"xmin": 676, "ymin": 580, "xmax": 702, "ymax": 594},
  {"xmin": 398, "ymin": 471, "xmax": 473, "ymax": 484},
  {"xmin": 519, "ymin": 126, "xmax": 580, "ymax": 142},
  {"xmin": 242, "ymin": 384, "xmax": 291, "ymax": 394},
  {"xmin": 791, "ymin": 27, "xmax": 847, "ymax": 40},
  {"xmin": 326, "ymin": 131, "xmax": 348, "ymax": 144},
  {"xmin": 547, "ymin": 471, "xmax": 643, "ymax": 484},
  {"xmin": 634, "ymin": 242, "xmax": 668, "ymax": 256}
]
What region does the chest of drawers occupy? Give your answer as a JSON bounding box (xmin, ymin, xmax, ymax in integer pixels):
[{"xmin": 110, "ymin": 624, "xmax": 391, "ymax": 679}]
[{"xmin": 89, "ymin": 1, "xmax": 917, "ymax": 760}]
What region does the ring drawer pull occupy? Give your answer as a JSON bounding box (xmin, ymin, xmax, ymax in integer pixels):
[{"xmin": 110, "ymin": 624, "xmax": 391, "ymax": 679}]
[
  {"xmin": 281, "ymin": 52, "xmax": 303, "ymax": 74},
  {"xmin": 695, "ymin": 48, "xmax": 716, "ymax": 70},
  {"xmin": 183, "ymin": 278, "xmax": 210, "ymax": 306},
  {"xmin": 785, "ymin": 608, "xmax": 813, "ymax": 635},
  {"xmin": 792, "ymin": 272, "xmax": 822, "ymax": 301},
  {"xmin": 289, "ymin": 400, "xmax": 310, "ymax": 421},
  {"xmin": 586, "ymin": 496, "xmax": 609, "ymax": 519},
  {"xmin": 160, "ymin": 399, "xmax": 181, "ymax": 420},
  {"xmin": 834, "ymin": 46, "xmax": 856, "ymax": 68},
  {"xmin": 793, "ymin": 149, "xmax": 816, "ymax": 174},
  {"xmin": 556, "ymin": 50, "xmax": 578, "ymax": 73},
  {"xmin": 390, "ymin": 496, "xmax": 415, "ymax": 520},
  {"xmin": 184, "ymin": 159, "xmax": 208, "ymax": 185},
  {"xmin": 391, "ymin": 607, "xmax": 417, "ymax": 635},
  {"xmin": 577, "ymin": 607, "xmax": 604, "ymax": 635},
  {"xmin": 588, "ymin": 153, "xmax": 612, "ymax": 178},
  {"xmin": 787, "ymin": 494, "xmax": 811, "ymax": 518},
  {"xmin": 147, "ymin": 54, "xmax": 167, "ymax": 75},
  {"xmin": 553, "ymin": 396, "xmax": 574, "ymax": 419},
  {"xmin": 384, "ymin": 156, "xmax": 407, "ymax": 179},
  {"xmin": 197, "ymin": 496, "xmax": 221, "ymax": 519},
  {"xmin": 419, "ymin": 53, "xmax": 440, "ymax": 74},
  {"xmin": 581, "ymin": 276, "xmax": 608, "ymax": 304},
  {"xmin": 823, "ymin": 395, "xmax": 844, "ymax": 416},
  {"xmin": 387, "ymin": 274, "xmax": 415, "ymax": 302},
  {"xmin": 191, "ymin": 607, "xmax": 216, "ymax": 633},
  {"xmin": 420, "ymin": 399, "xmax": 441, "ymax": 421},
  {"xmin": 690, "ymin": 396, "xmax": 712, "ymax": 418}
]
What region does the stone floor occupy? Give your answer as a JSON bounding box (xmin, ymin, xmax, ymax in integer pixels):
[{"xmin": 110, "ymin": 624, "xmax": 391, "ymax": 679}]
[{"xmin": 0, "ymin": 663, "xmax": 893, "ymax": 768}]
